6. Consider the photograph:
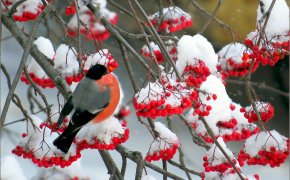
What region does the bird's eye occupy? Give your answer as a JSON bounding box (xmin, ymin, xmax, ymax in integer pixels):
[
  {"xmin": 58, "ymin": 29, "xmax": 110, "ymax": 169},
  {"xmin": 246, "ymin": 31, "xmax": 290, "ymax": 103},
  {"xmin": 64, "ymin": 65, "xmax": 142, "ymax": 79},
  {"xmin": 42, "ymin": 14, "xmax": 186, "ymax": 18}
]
[{"xmin": 259, "ymin": 1, "xmax": 264, "ymax": 7}]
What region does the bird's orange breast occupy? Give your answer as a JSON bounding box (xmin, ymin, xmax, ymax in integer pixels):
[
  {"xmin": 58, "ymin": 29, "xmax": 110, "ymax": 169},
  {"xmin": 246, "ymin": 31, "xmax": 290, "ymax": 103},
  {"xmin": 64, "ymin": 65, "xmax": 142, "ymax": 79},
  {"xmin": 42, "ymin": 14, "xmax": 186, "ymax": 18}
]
[{"xmin": 92, "ymin": 74, "xmax": 120, "ymax": 123}]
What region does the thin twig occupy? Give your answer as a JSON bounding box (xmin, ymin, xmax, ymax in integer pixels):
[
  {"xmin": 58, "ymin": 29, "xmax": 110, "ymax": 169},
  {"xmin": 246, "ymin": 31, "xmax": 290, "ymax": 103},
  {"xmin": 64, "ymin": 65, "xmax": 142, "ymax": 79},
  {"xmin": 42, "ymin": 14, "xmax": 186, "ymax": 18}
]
[
  {"xmin": 226, "ymin": 79, "xmax": 289, "ymax": 97},
  {"xmin": 199, "ymin": 0, "xmax": 222, "ymax": 34},
  {"xmin": 199, "ymin": 116, "xmax": 245, "ymax": 179},
  {"xmin": 0, "ymin": 17, "xmax": 41, "ymax": 133}
]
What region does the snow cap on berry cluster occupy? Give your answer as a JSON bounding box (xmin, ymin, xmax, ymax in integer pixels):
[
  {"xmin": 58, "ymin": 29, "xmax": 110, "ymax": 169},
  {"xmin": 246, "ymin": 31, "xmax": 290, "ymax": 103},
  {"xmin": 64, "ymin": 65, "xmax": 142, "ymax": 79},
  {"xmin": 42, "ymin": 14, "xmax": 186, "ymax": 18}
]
[
  {"xmin": 218, "ymin": 43, "xmax": 247, "ymax": 65},
  {"xmin": 244, "ymin": 101, "xmax": 274, "ymax": 123},
  {"xmin": 218, "ymin": 102, "xmax": 260, "ymax": 142},
  {"xmin": 148, "ymin": 6, "xmax": 192, "ymax": 33},
  {"xmin": 145, "ymin": 122, "xmax": 179, "ymax": 161},
  {"xmin": 40, "ymin": 109, "xmax": 70, "ymax": 132},
  {"xmin": 76, "ymin": 116, "xmax": 129, "ymax": 150},
  {"xmin": 198, "ymin": 75, "xmax": 232, "ymax": 127},
  {"xmin": 1, "ymin": 155, "xmax": 27, "ymax": 180},
  {"xmin": 244, "ymin": 130, "xmax": 288, "ymax": 157},
  {"xmin": 33, "ymin": 159, "xmax": 89, "ymax": 180},
  {"xmin": 135, "ymin": 81, "xmax": 188, "ymax": 106},
  {"xmin": 152, "ymin": 122, "xmax": 179, "ymax": 151},
  {"xmin": 12, "ymin": 115, "xmax": 80, "ymax": 168},
  {"xmin": 238, "ymin": 130, "xmax": 289, "ymax": 167},
  {"xmin": 257, "ymin": 0, "xmax": 289, "ymax": 38},
  {"xmin": 176, "ymin": 34, "xmax": 218, "ymax": 75},
  {"xmin": 54, "ymin": 44, "xmax": 79, "ymax": 77},
  {"xmin": 27, "ymin": 37, "xmax": 54, "ymax": 78},
  {"xmin": 83, "ymin": 49, "xmax": 118, "ymax": 72},
  {"xmin": 206, "ymin": 137, "xmax": 237, "ymax": 166},
  {"xmin": 217, "ymin": 43, "xmax": 255, "ymax": 77},
  {"xmin": 67, "ymin": 5, "xmax": 118, "ymax": 41},
  {"xmin": 134, "ymin": 79, "xmax": 196, "ymax": 118},
  {"xmin": 89, "ymin": 0, "xmax": 107, "ymax": 9},
  {"xmin": 12, "ymin": 0, "xmax": 46, "ymax": 21},
  {"xmin": 141, "ymin": 40, "xmax": 178, "ymax": 64},
  {"xmin": 184, "ymin": 75, "xmax": 232, "ymax": 139}
]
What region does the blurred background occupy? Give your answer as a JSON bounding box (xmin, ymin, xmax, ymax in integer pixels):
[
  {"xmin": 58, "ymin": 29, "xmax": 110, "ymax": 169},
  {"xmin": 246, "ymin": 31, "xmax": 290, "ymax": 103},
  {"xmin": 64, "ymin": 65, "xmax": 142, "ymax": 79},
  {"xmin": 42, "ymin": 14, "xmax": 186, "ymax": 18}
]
[{"xmin": 1, "ymin": 0, "xmax": 289, "ymax": 179}]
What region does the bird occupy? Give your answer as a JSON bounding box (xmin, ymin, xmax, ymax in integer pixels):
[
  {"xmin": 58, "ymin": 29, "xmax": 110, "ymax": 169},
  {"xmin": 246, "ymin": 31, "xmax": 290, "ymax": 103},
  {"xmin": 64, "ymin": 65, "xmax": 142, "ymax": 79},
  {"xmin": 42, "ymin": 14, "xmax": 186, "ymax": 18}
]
[{"xmin": 53, "ymin": 64, "xmax": 121, "ymax": 154}]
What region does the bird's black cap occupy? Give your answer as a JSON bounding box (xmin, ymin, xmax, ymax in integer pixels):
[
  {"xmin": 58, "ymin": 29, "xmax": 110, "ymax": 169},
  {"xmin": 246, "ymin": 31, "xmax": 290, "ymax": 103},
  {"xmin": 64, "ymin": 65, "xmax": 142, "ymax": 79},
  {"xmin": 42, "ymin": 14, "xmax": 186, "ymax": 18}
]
[{"xmin": 86, "ymin": 64, "xmax": 108, "ymax": 80}]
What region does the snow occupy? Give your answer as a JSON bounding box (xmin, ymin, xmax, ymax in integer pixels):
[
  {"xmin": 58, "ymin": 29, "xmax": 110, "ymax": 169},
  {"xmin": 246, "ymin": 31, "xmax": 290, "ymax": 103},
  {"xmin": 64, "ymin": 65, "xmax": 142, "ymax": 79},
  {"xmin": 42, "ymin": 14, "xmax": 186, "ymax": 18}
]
[
  {"xmin": 150, "ymin": 6, "xmax": 191, "ymax": 21},
  {"xmin": 19, "ymin": 115, "xmax": 78, "ymax": 160},
  {"xmin": 90, "ymin": 0, "xmax": 107, "ymax": 9},
  {"xmin": 33, "ymin": 37, "xmax": 55, "ymax": 59},
  {"xmin": 198, "ymin": 75, "xmax": 232, "ymax": 134},
  {"xmin": 176, "ymin": 34, "xmax": 218, "ymax": 75},
  {"xmin": 27, "ymin": 37, "xmax": 55, "ymax": 78},
  {"xmin": 141, "ymin": 42, "xmax": 160, "ymax": 53},
  {"xmin": 67, "ymin": 5, "xmax": 117, "ymax": 39},
  {"xmin": 245, "ymin": 101, "xmax": 270, "ymax": 113},
  {"xmin": 149, "ymin": 122, "xmax": 179, "ymax": 154},
  {"xmin": 218, "ymin": 43, "xmax": 247, "ymax": 70},
  {"xmin": 231, "ymin": 103, "xmax": 249, "ymax": 124},
  {"xmin": 149, "ymin": 6, "xmax": 192, "ymax": 33},
  {"xmin": 84, "ymin": 49, "xmax": 112, "ymax": 71},
  {"xmin": 76, "ymin": 116, "xmax": 126, "ymax": 145},
  {"xmin": 13, "ymin": 0, "xmax": 44, "ymax": 16},
  {"xmin": 244, "ymin": 130, "xmax": 288, "ymax": 156},
  {"xmin": 257, "ymin": 0, "xmax": 289, "ymax": 37},
  {"xmin": 206, "ymin": 137, "xmax": 236, "ymax": 166},
  {"xmin": 141, "ymin": 174, "xmax": 157, "ymax": 180},
  {"xmin": 54, "ymin": 44, "xmax": 79, "ymax": 77},
  {"xmin": 135, "ymin": 80, "xmax": 192, "ymax": 109},
  {"xmin": 1, "ymin": 155, "xmax": 27, "ymax": 180}
]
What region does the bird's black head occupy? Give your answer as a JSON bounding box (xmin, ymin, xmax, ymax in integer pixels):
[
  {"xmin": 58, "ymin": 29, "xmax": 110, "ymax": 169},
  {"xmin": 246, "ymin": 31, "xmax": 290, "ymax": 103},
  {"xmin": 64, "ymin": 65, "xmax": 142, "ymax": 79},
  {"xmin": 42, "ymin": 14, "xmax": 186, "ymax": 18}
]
[{"xmin": 86, "ymin": 64, "xmax": 108, "ymax": 80}]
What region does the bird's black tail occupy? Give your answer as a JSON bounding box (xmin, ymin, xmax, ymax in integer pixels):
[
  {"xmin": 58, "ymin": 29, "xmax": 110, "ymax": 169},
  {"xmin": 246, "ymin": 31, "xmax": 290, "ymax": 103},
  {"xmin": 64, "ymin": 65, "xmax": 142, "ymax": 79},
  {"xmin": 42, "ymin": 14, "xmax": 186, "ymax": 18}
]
[
  {"xmin": 53, "ymin": 122, "xmax": 81, "ymax": 154},
  {"xmin": 53, "ymin": 109, "xmax": 98, "ymax": 154}
]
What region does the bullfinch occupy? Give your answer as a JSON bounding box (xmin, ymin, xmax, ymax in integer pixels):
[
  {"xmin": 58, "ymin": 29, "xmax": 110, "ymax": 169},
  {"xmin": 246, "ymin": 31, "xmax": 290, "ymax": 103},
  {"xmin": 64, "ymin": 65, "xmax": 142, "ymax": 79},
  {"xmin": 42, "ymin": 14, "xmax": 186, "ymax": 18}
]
[{"xmin": 53, "ymin": 64, "xmax": 121, "ymax": 153}]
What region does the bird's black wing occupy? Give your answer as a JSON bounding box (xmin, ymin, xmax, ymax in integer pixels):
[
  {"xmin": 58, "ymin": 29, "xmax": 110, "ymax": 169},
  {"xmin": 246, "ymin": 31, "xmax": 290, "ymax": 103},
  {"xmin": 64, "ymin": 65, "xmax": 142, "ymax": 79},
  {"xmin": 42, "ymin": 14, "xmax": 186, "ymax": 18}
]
[{"xmin": 56, "ymin": 95, "xmax": 74, "ymax": 127}]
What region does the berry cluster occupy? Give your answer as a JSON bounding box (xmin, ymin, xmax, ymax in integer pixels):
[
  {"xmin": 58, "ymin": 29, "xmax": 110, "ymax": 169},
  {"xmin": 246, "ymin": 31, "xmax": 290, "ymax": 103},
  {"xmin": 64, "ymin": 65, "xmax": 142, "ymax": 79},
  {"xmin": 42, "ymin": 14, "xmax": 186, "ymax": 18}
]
[
  {"xmin": 145, "ymin": 143, "xmax": 178, "ymax": 162},
  {"xmin": 217, "ymin": 43, "xmax": 259, "ymax": 79},
  {"xmin": 217, "ymin": 118, "xmax": 238, "ymax": 129},
  {"xmin": 238, "ymin": 131, "xmax": 289, "ymax": 168},
  {"xmin": 238, "ymin": 146, "xmax": 289, "ymax": 168},
  {"xmin": 141, "ymin": 47, "xmax": 164, "ymax": 64},
  {"xmin": 133, "ymin": 81, "xmax": 197, "ymax": 119},
  {"xmin": 39, "ymin": 117, "xmax": 69, "ymax": 133},
  {"xmin": 242, "ymin": 102, "xmax": 274, "ymax": 123},
  {"xmin": 77, "ymin": 128, "xmax": 129, "ymax": 151},
  {"xmin": 217, "ymin": 58, "xmax": 259, "ymax": 78},
  {"xmin": 202, "ymin": 137, "xmax": 245, "ymax": 179},
  {"xmin": 65, "ymin": 2, "xmax": 76, "ymax": 16},
  {"xmin": 12, "ymin": 0, "xmax": 47, "ymax": 22},
  {"xmin": 203, "ymin": 156, "xmax": 240, "ymax": 173},
  {"xmin": 75, "ymin": 117, "xmax": 130, "ymax": 152},
  {"xmin": 21, "ymin": 73, "xmax": 55, "ymax": 88},
  {"xmin": 115, "ymin": 105, "xmax": 131, "ymax": 120},
  {"xmin": 12, "ymin": 146, "xmax": 81, "ymax": 168},
  {"xmin": 83, "ymin": 49, "xmax": 119, "ymax": 73},
  {"xmin": 140, "ymin": 40, "xmax": 178, "ymax": 64},
  {"xmin": 182, "ymin": 60, "xmax": 211, "ymax": 87},
  {"xmin": 145, "ymin": 122, "xmax": 179, "ymax": 162},
  {"xmin": 243, "ymin": 38, "xmax": 289, "ymax": 67},
  {"xmin": 67, "ymin": 8, "xmax": 118, "ymax": 41},
  {"xmin": 221, "ymin": 126, "xmax": 260, "ymax": 142},
  {"xmin": 148, "ymin": 7, "xmax": 192, "ymax": 32}
]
